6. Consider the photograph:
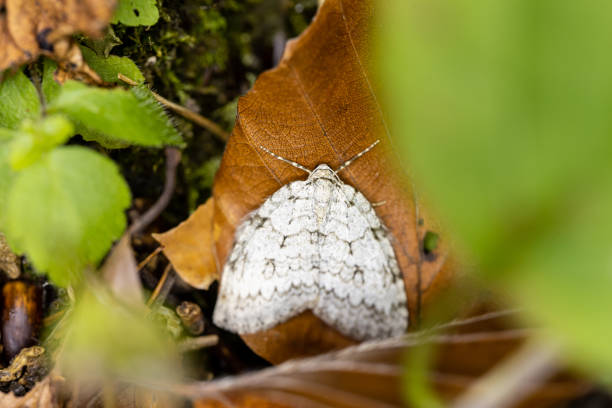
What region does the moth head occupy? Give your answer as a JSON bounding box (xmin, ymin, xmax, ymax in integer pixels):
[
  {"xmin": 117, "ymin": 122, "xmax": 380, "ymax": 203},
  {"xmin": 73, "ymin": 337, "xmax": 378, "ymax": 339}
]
[{"xmin": 310, "ymin": 164, "xmax": 336, "ymax": 180}]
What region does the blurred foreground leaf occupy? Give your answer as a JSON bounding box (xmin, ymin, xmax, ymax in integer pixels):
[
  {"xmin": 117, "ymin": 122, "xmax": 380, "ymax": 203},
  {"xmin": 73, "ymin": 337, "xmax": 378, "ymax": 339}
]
[
  {"xmin": 61, "ymin": 286, "xmax": 181, "ymax": 384},
  {"xmin": 3, "ymin": 147, "xmax": 130, "ymax": 285},
  {"xmin": 378, "ymin": 0, "xmax": 612, "ymax": 374},
  {"xmin": 0, "ymin": 146, "xmax": 13, "ymax": 221},
  {"xmin": 7, "ymin": 115, "xmax": 74, "ymax": 170}
]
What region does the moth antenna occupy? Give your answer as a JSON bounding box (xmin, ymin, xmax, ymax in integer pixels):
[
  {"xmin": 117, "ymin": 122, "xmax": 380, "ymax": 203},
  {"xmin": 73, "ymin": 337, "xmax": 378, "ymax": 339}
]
[
  {"xmin": 259, "ymin": 145, "xmax": 312, "ymax": 175},
  {"xmin": 335, "ymin": 140, "xmax": 380, "ymax": 174}
]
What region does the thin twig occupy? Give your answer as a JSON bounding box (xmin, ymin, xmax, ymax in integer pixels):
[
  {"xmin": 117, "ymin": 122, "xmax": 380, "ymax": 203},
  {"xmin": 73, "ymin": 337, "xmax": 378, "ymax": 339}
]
[
  {"xmin": 118, "ymin": 73, "xmax": 230, "ymax": 141},
  {"xmin": 137, "ymin": 246, "xmax": 162, "ymax": 271},
  {"xmin": 129, "ymin": 147, "xmax": 181, "ymax": 236},
  {"xmin": 451, "ymin": 337, "xmax": 561, "ymax": 408},
  {"xmin": 177, "ymin": 335, "xmax": 219, "ymax": 352},
  {"xmin": 43, "ymin": 309, "xmax": 66, "ymax": 326},
  {"xmin": 146, "ymin": 263, "xmax": 175, "ymax": 307}
]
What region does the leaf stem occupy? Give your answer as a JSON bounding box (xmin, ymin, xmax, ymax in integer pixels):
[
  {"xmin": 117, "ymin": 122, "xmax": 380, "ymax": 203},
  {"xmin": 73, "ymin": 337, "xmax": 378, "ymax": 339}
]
[{"xmin": 117, "ymin": 73, "xmax": 230, "ymax": 141}]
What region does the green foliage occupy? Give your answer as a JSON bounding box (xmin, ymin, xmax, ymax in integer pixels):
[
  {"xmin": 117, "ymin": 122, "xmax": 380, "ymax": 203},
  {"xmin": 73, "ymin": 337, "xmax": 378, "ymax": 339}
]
[
  {"xmin": 2, "ymin": 147, "xmax": 130, "ymax": 286},
  {"xmin": 6, "ymin": 115, "xmax": 73, "ymax": 170},
  {"xmin": 112, "ymin": 0, "xmax": 159, "ymax": 26},
  {"xmin": 82, "ymin": 26, "xmax": 123, "ymax": 57},
  {"xmin": 403, "ymin": 344, "xmax": 445, "ymax": 408},
  {"xmin": 184, "ymin": 156, "xmax": 220, "ymax": 212},
  {"xmin": 0, "ymin": 70, "xmax": 40, "ymax": 129},
  {"xmin": 151, "ymin": 305, "xmax": 184, "ymax": 339},
  {"xmin": 422, "ymin": 231, "xmax": 439, "ymax": 254},
  {"xmin": 61, "ymin": 286, "xmax": 181, "ymax": 383},
  {"xmin": 48, "ymin": 81, "xmax": 182, "ymax": 147},
  {"xmin": 379, "ymin": 0, "xmax": 612, "ymax": 376},
  {"xmin": 80, "ymin": 46, "xmax": 145, "ymax": 84},
  {"xmin": 0, "ymin": 145, "xmax": 13, "ymax": 222},
  {"xmin": 41, "ymin": 58, "xmax": 61, "ymax": 104}
]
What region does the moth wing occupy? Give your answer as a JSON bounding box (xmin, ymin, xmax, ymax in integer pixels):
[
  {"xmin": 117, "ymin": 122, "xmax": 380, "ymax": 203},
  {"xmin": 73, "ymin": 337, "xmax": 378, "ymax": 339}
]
[
  {"xmin": 315, "ymin": 183, "xmax": 408, "ymax": 340},
  {"xmin": 213, "ymin": 182, "xmax": 319, "ymax": 334}
]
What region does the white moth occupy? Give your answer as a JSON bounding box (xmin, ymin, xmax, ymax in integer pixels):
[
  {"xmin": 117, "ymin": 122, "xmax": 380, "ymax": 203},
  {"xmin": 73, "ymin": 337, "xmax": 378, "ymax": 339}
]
[{"xmin": 213, "ymin": 140, "xmax": 408, "ymax": 341}]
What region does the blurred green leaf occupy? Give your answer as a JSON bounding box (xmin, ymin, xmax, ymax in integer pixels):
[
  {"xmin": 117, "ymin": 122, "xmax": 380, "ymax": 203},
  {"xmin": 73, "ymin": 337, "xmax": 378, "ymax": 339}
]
[
  {"xmin": 3, "ymin": 146, "xmax": 130, "ymax": 285},
  {"xmin": 41, "ymin": 58, "xmax": 61, "ymax": 104},
  {"xmin": 112, "ymin": 0, "xmax": 159, "ymax": 26},
  {"xmin": 8, "ymin": 115, "xmax": 74, "ymax": 170},
  {"xmin": 151, "ymin": 305, "xmax": 184, "ymax": 339},
  {"xmin": 0, "ymin": 70, "xmax": 40, "ymax": 129},
  {"xmin": 81, "ymin": 46, "xmax": 145, "ymax": 84},
  {"xmin": 0, "ymin": 144, "xmax": 14, "ymax": 227},
  {"xmin": 378, "ymin": 0, "xmax": 612, "ymax": 373},
  {"xmin": 62, "ymin": 286, "xmax": 181, "ymax": 383},
  {"xmin": 48, "ymin": 81, "xmax": 183, "ymax": 148},
  {"xmin": 403, "ymin": 344, "xmax": 445, "ymax": 408}
]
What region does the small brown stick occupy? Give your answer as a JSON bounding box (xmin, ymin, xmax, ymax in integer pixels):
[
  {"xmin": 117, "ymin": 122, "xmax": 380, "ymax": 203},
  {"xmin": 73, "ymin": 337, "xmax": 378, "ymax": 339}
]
[
  {"xmin": 177, "ymin": 335, "xmax": 219, "ymax": 353},
  {"xmin": 146, "ymin": 264, "xmax": 175, "ymax": 307},
  {"xmin": 137, "ymin": 246, "xmax": 162, "ymax": 271},
  {"xmin": 43, "ymin": 309, "xmax": 66, "ymax": 326},
  {"xmin": 129, "ymin": 147, "xmax": 181, "ymax": 236},
  {"xmin": 118, "ymin": 73, "xmax": 230, "ymax": 141}
]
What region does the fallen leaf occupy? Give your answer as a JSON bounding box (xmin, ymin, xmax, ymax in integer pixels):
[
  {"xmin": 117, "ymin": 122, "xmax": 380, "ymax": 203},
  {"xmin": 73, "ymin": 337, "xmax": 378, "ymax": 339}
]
[
  {"xmin": 155, "ymin": 0, "xmax": 454, "ymax": 361},
  {"xmin": 179, "ymin": 311, "xmax": 588, "ymax": 408},
  {"xmin": 0, "ymin": 0, "xmax": 116, "ymax": 72},
  {"xmin": 153, "ymin": 199, "xmax": 218, "ymax": 289}
]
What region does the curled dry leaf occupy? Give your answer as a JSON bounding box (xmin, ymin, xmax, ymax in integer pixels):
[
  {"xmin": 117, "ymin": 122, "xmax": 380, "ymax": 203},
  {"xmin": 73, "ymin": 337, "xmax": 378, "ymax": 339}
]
[
  {"xmin": 179, "ymin": 311, "xmax": 588, "ymax": 408},
  {"xmin": 153, "ymin": 199, "xmax": 218, "ymax": 289},
  {"xmin": 155, "ymin": 0, "xmax": 454, "ymax": 361},
  {"xmin": 0, "ymin": 0, "xmax": 115, "ymax": 72}
]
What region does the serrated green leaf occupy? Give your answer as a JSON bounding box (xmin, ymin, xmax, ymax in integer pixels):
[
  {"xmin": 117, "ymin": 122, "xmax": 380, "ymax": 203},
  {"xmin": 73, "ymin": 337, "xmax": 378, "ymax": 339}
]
[
  {"xmin": 0, "ymin": 70, "xmax": 40, "ymax": 129},
  {"xmin": 48, "ymin": 81, "xmax": 183, "ymax": 148},
  {"xmin": 81, "ymin": 46, "xmax": 145, "ymax": 84},
  {"xmin": 3, "ymin": 146, "xmax": 130, "ymax": 285},
  {"xmin": 8, "ymin": 115, "xmax": 74, "ymax": 170},
  {"xmin": 112, "ymin": 0, "xmax": 159, "ymax": 26},
  {"xmin": 41, "ymin": 58, "xmax": 61, "ymax": 104}
]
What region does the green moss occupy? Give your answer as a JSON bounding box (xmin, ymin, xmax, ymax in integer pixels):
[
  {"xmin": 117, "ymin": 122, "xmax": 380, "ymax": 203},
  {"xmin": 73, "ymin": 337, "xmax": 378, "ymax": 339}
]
[{"xmin": 106, "ymin": 0, "xmax": 317, "ymax": 222}]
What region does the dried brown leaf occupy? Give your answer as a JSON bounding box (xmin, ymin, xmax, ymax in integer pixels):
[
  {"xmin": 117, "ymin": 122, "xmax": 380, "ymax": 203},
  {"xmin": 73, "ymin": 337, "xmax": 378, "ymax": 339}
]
[
  {"xmin": 0, "ymin": 0, "xmax": 115, "ymax": 72},
  {"xmin": 153, "ymin": 198, "xmax": 218, "ymax": 289},
  {"xmin": 156, "ymin": 0, "xmax": 455, "ymax": 361}
]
